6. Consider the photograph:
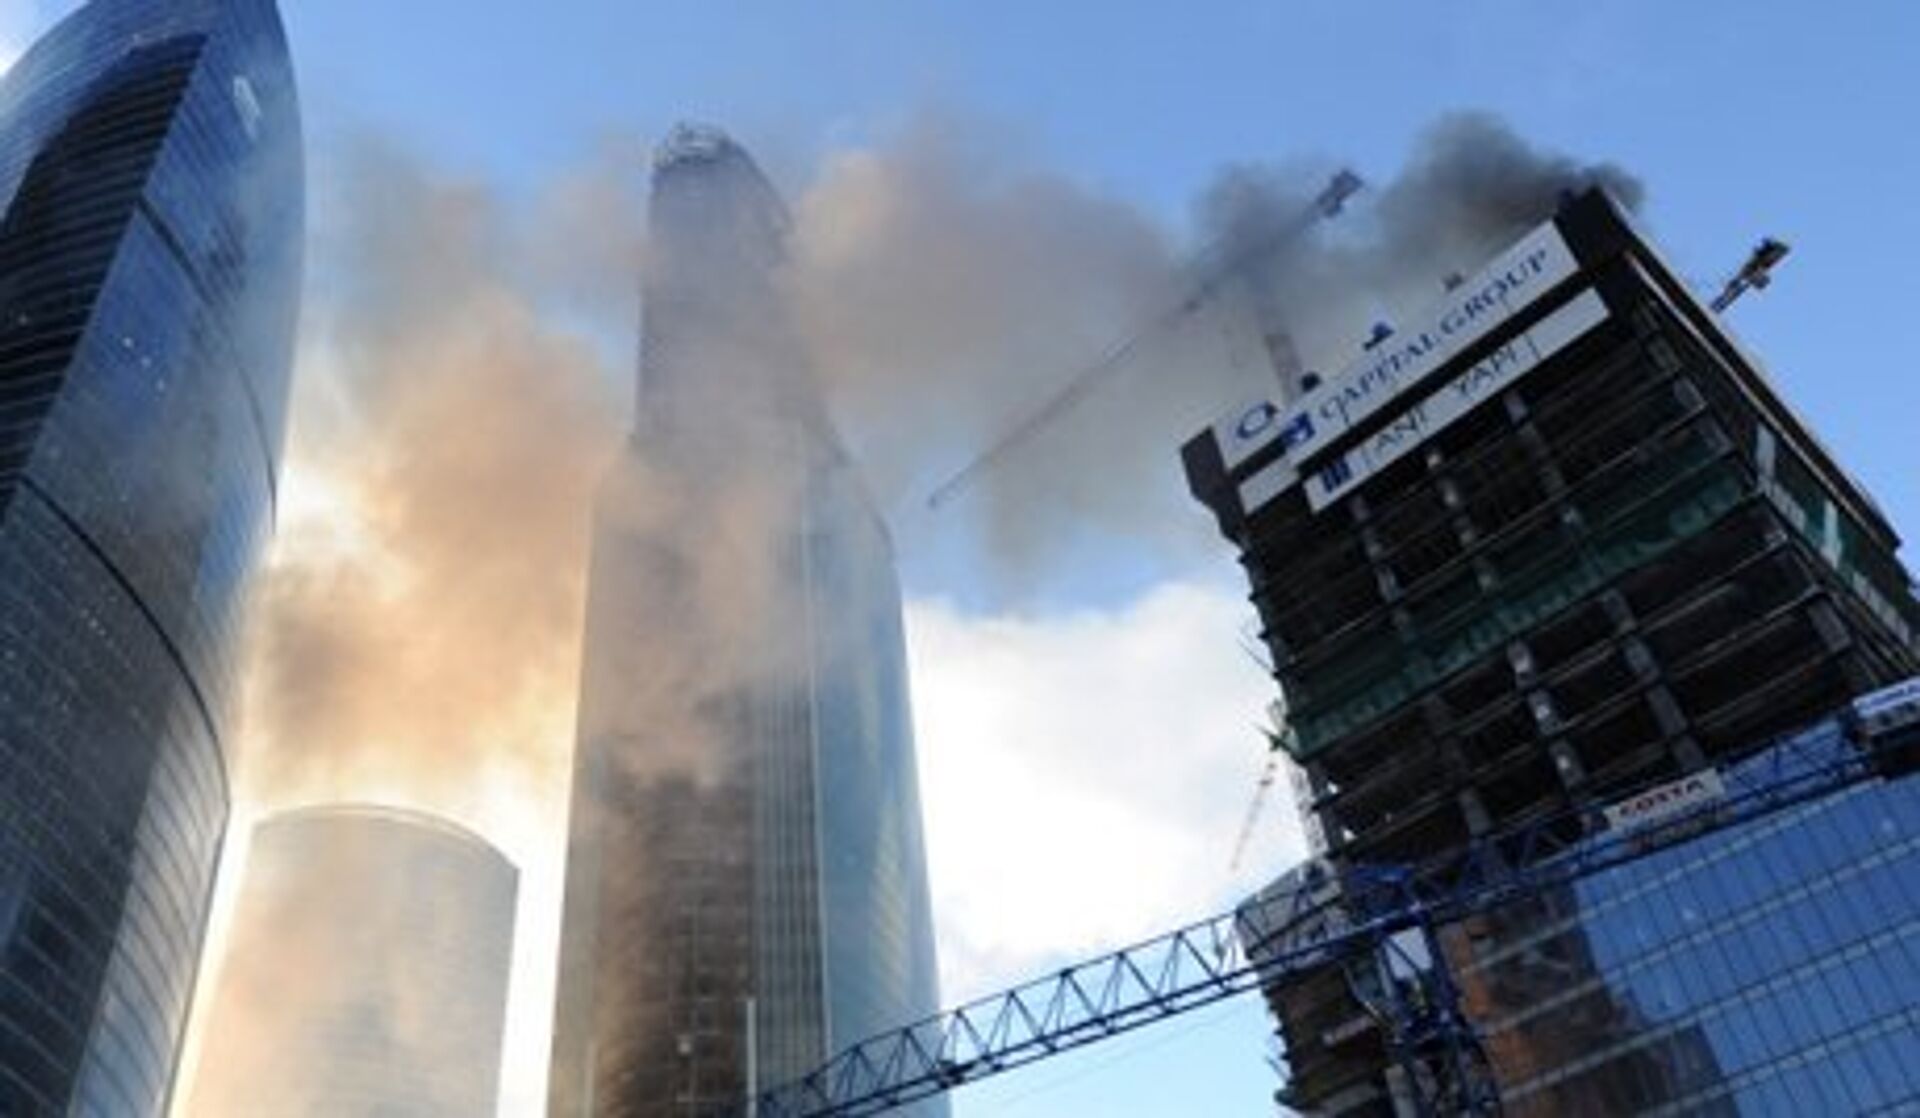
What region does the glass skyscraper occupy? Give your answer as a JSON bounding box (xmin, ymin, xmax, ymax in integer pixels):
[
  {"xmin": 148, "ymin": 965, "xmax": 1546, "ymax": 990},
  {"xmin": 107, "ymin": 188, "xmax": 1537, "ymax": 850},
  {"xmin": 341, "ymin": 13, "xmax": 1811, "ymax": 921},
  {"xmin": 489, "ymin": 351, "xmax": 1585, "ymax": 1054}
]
[
  {"xmin": 1445, "ymin": 714, "xmax": 1920, "ymax": 1114},
  {"xmin": 547, "ymin": 125, "xmax": 944, "ymax": 1117},
  {"xmin": 0, "ymin": 0, "xmax": 302, "ymax": 1113},
  {"xmin": 182, "ymin": 806, "xmax": 519, "ymax": 1118}
]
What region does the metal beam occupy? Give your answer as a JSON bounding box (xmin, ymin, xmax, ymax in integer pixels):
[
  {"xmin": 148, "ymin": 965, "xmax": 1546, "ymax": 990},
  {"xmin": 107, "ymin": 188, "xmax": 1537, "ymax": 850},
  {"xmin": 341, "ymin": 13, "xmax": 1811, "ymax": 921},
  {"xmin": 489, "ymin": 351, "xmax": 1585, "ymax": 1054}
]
[{"xmin": 757, "ymin": 705, "xmax": 1912, "ymax": 1117}]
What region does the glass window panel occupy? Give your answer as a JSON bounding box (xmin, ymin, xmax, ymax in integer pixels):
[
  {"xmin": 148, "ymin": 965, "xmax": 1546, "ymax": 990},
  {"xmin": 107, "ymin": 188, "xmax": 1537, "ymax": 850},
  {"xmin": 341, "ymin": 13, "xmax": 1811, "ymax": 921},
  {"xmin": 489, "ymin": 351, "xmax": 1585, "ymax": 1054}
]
[
  {"xmin": 1752, "ymin": 994, "xmax": 1795, "ymax": 1061},
  {"xmin": 1734, "ymin": 1082, "xmax": 1772, "ymax": 1113},
  {"xmin": 1816, "ymin": 1052, "xmax": 1866, "ymax": 1113},
  {"xmin": 1788, "ymin": 986, "xmax": 1830, "ymax": 1051},
  {"xmin": 1690, "ymin": 868, "xmax": 1730, "ymax": 922},
  {"xmin": 1802, "ymin": 814, "xmax": 1848, "ymax": 876},
  {"xmin": 1833, "ymin": 1044, "xmax": 1889, "ymax": 1110},
  {"xmin": 1833, "ymin": 880, "xmax": 1877, "ymax": 944},
  {"xmin": 1804, "ymin": 975, "xmax": 1850, "ymax": 1037},
  {"xmin": 1868, "ymin": 1032, "xmax": 1920, "ymax": 1100},
  {"xmin": 1814, "ymin": 895, "xmax": 1855, "ymax": 954},
  {"xmin": 1724, "ymin": 931, "xmax": 1772, "ymax": 995},
  {"xmin": 1823, "ymin": 962, "xmax": 1873, "ymax": 1031},
  {"xmin": 1675, "ymin": 946, "xmax": 1715, "ymax": 1007},
  {"xmin": 1886, "ymin": 788, "xmax": 1920, "ymax": 837},
  {"xmin": 1699, "ymin": 940, "xmax": 1740, "ymax": 1005},
  {"xmin": 1716, "ymin": 1004, "xmax": 1765, "ymax": 1073},
  {"xmin": 1860, "ymin": 953, "xmax": 1908, "ymax": 1019}
]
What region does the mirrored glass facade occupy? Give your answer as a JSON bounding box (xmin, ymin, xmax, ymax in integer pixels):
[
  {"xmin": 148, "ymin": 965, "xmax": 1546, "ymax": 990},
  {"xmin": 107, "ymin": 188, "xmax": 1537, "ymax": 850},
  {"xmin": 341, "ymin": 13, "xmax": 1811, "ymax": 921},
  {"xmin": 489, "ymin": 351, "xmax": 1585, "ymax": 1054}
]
[
  {"xmin": 0, "ymin": 0, "xmax": 301, "ymax": 1113},
  {"xmin": 183, "ymin": 806, "xmax": 519, "ymax": 1118},
  {"xmin": 1448, "ymin": 720, "xmax": 1920, "ymax": 1115},
  {"xmin": 548, "ymin": 126, "xmax": 943, "ymax": 1117}
]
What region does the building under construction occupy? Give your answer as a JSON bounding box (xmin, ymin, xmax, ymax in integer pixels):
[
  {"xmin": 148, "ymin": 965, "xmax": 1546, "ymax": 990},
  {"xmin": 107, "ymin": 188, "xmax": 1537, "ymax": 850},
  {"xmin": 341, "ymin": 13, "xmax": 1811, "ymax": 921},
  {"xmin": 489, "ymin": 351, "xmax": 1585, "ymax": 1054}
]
[
  {"xmin": 546, "ymin": 126, "xmax": 945, "ymax": 1117},
  {"xmin": 1185, "ymin": 189, "xmax": 1920, "ymax": 1114}
]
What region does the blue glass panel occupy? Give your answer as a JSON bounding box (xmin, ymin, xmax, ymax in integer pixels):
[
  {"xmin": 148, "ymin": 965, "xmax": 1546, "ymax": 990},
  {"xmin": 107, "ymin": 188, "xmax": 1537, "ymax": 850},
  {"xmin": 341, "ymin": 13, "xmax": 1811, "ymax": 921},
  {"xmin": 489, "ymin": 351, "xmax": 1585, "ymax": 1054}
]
[{"xmin": 1449, "ymin": 724, "xmax": 1920, "ymax": 1113}]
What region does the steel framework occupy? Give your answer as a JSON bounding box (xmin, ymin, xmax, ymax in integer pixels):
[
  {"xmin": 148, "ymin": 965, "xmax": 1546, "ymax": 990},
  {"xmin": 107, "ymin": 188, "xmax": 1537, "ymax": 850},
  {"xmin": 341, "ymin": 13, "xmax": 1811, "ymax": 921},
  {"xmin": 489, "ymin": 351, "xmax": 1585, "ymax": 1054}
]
[{"xmin": 755, "ymin": 697, "xmax": 1917, "ymax": 1117}]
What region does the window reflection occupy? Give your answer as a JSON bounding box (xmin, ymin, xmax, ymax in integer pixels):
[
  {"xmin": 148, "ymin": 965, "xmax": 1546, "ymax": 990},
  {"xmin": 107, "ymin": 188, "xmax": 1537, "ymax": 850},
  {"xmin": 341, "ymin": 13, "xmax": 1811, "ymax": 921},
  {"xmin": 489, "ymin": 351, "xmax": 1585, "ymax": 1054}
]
[{"xmin": 1448, "ymin": 728, "xmax": 1920, "ymax": 1114}]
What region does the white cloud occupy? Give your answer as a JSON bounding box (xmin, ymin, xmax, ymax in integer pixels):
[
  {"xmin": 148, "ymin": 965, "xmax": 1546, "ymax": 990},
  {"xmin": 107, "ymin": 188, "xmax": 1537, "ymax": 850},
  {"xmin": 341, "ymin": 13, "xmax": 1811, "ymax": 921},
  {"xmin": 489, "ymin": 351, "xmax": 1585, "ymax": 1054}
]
[{"xmin": 907, "ymin": 581, "xmax": 1307, "ymax": 1002}]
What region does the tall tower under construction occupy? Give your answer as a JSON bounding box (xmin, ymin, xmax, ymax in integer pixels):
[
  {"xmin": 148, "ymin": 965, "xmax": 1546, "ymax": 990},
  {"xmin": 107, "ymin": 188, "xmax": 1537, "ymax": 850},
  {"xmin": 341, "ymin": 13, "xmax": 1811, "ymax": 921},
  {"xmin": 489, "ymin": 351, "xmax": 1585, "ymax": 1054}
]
[
  {"xmin": 1186, "ymin": 189, "xmax": 1920, "ymax": 1114},
  {"xmin": 546, "ymin": 125, "xmax": 945, "ymax": 1117}
]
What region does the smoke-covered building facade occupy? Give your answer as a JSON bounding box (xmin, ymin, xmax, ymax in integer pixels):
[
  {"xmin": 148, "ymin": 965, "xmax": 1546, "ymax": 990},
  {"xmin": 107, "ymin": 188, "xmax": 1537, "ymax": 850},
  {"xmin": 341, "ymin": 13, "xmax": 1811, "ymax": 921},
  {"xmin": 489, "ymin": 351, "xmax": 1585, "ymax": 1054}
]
[
  {"xmin": 0, "ymin": 0, "xmax": 301, "ymax": 1113},
  {"xmin": 182, "ymin": 806, "xmax": 518, "ymax": 1118},
  {"xmin": 547, "ymin": 125, "xmax": 944, "ymax": 1116},
  {"xmin": 1187, "ymin": 190, "xmax": 1920, "ymax": 1113}
]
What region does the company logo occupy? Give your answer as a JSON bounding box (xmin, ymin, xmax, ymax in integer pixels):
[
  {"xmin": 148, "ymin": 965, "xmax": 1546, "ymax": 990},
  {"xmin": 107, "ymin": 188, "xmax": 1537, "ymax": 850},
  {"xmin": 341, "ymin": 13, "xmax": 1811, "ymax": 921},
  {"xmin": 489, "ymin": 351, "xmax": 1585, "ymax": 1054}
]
[
  {"xmin": 1315, "ymin": 455, "xmax": 1352, "ymax": 495},
  {"xmin": 1277, "ymin": 412, "xmax": 1315, "ymax": 452},
  {"xmin": 1214, "ymin": 397, "xmax": 1294, "ymax": 473},
  {"xmin": 1235, "ymin": 402, "xmax": 1279, "ymax": 441},
  {"xmin": 1603, "ymin": 768, "xmax": 1726, "ymax": 832}
]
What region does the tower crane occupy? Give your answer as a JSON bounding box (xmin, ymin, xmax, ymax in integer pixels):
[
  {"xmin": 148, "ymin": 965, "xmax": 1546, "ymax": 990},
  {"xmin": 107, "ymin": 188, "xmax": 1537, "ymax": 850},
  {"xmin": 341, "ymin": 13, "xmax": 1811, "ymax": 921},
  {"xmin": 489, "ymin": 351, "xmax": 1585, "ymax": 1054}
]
[
  {"xmin": 1709, "ymin": 236, "xmax": 1790, "ymax": 312},
  {"xmin": 1228, "ymin": 699, "xmax": 1299, "ymax": 874},
  {"xmin": 756, "ymin": 678, "xmax": 1920, "ymax": 1117},
  {"xmin": 925, "ymin": 170, "xmax": 1363, "ymax": 511}
]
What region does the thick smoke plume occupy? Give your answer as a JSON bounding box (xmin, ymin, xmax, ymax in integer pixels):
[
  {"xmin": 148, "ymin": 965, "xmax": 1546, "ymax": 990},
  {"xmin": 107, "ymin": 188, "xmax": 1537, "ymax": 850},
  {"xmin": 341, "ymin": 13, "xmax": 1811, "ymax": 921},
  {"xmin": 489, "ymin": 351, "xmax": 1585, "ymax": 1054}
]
[
  {"xmin": 238, "ymin": 109, "xmax": 1638, "ymax": 799},
  {"xmin": 192, "ymin": 137, "xmax": 641, "ymax": 1118},
  {"xmin": 1202, "ymin": 112, "xmax": 1642, "ymax": 368},
  {"xmin": 199, "ymin": 111, "xmax": 1641, "ymax": 1111},
  {"xmin": 787, "ymin": 110, "xmax": 1640, "ymax": 581},
  {"xmin": 237, "ymin": 139, "xmax": 635, "ymax": 805}
]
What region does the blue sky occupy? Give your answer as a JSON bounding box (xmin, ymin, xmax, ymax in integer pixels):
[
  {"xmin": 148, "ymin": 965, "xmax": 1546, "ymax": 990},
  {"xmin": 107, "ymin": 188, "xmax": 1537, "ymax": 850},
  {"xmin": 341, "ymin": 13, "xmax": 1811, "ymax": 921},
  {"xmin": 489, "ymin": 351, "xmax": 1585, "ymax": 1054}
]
[{"xmin": 6, "ymin": 2, "xmax": 1918, "ymax": 1116}]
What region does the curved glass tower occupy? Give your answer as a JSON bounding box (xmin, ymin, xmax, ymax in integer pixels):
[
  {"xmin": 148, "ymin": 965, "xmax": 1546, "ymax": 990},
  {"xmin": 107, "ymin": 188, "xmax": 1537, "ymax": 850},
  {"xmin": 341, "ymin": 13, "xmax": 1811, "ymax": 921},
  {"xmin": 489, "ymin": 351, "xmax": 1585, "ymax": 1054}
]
[
  {"xmin": 183, "ymin": 806, "xmax": 519, "ymax": 1118},
  {"xmin": 0, "ymin": 1, "xmax": 302, "ymax": 1113},
  {"xmin": 548, "ymin": 125, "xmax": 944, "ymax": 1116}
]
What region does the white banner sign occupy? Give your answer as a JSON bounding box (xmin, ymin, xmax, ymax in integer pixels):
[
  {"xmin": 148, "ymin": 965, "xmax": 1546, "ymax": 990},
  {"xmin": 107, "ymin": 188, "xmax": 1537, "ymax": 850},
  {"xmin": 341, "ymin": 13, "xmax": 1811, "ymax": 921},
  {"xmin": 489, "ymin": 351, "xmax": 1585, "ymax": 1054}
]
[
  {"xmin": 1237, "ymin": 454, "xmax": 1299, "ymax": 518},
  {"xmin": 1603, "ymin": 767, "xmax": 1727, "ymax": 832},
  {"xmin": 1305, "ymin": 289, "xmax": 1609, "ymax": 512},
  {"xmin": 1278, "ymin": 221, "xmax": 1579, "ymax": 465},
  {"xmin": 1854, "ymin": 676, "xmax": 1920, "ymax": 734}
]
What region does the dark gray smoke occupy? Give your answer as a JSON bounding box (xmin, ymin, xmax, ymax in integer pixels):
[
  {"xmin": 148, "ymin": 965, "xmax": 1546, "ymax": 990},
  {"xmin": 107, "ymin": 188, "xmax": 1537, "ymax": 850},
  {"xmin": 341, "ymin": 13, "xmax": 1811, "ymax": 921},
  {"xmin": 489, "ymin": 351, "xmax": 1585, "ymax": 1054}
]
[
  {"xmin": 786, "ymin": 111, "xmax": 1642, "ymax": 591},
  {"xmin": 1368, "ymin": 112, "xmax": 1644, "ymax": 273},
  {"xmin": 1198, "ymin": 111, "xmax": 1642, "ymax": 392}
]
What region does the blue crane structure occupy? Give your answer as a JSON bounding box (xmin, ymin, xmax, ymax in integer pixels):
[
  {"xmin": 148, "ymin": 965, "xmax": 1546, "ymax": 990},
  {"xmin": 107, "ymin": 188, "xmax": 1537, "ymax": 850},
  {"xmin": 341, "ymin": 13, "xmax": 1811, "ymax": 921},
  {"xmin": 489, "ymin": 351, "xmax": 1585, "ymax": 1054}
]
[{"xmin": 755, "ymin": 678, "xmax": 1920, "ymax": 1117}]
